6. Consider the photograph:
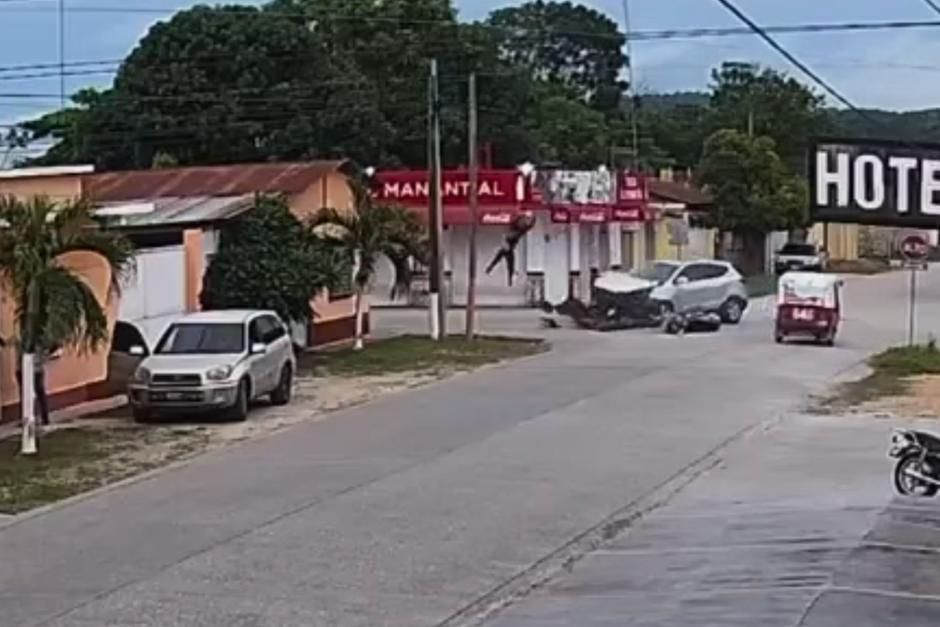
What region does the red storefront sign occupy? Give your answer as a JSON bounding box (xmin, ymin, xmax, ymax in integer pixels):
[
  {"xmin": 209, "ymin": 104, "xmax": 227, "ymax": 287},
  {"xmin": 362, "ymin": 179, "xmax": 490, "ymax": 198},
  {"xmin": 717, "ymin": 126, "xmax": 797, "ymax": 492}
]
[
  {"xmin": 550, "ymin": 207, "xmax": 611, "ymax": 224},
  {"xmin": 480, "ymin": 210, "xmax": 527, "ymax": 225},
  {"xmin": 611, "ymin": 206, "xmax": 644, "ymax": 221},
  {"xmin": 617, "ymin": 172, "xmax": 649, "ymax": 205},
  {"xmin": 372, "ymin": 170, "xmax": 523, "ymax": 206}
]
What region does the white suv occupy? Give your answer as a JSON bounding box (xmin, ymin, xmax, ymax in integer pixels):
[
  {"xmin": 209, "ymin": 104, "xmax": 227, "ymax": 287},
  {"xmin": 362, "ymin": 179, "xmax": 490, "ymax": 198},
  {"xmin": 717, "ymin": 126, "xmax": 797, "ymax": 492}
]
[
  {"xmin": 631, "ymin": 260, "xmax": 749, "ymax": 323},
  {"xmin": 128, "ymin": 310, "xmax": 296, "ymax": 422}
]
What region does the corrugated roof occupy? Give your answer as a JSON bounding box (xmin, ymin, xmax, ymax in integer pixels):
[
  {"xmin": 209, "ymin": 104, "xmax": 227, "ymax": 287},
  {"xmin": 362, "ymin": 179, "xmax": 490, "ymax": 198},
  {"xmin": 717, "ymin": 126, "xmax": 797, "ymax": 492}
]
[
  {"xmin": 649, "ymin": 179, "xmax": 712, "ymax": 207},
  {"xmin": 96, "ymin": 195, "xmax": 253, "ymax": 229},
  {"xmin": 85, "ymin": 161, "xmax": 349, "ymax": 202}
]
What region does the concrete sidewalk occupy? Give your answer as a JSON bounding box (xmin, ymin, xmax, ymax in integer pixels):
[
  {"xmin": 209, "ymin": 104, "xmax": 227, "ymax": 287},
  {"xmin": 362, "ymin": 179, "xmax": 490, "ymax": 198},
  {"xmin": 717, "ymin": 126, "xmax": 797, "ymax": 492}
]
[{"xmin": 486, "ymin": 413, "xmax": 940, "ymax": 627}]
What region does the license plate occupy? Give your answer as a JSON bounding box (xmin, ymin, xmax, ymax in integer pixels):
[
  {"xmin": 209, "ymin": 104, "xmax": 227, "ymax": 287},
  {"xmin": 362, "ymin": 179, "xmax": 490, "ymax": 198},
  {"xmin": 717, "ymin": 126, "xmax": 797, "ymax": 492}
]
[
  {"xmin": 792, "ymin": 308, "xmax": 814, "ymax": 321},
  {"xmin": 152, "ymin": 391, "xmax": 199, "ymax": 402}
]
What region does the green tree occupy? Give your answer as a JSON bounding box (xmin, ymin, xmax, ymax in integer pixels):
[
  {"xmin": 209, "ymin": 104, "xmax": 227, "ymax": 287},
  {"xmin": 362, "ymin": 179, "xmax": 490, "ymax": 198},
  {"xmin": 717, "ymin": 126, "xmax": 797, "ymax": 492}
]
[
  {"xmin": 0, "ymin": 196, "xmax": 134, "ymax": 455},
  {"xmin": 200, "ymin": 195, "xmax": 346, "ymax": 329},
  {"xmin": 24, "ymin": 5, "xmax": 391, "ymax": 169},
  {"xmin": 640, "ymin": 101, "xmax": 714, "ymax": 170},
  {"xmin": 486, "ymin": 0, "xmax": 627, "ymax": 112},
  {"xmin": 697, "ymin": 129, "xmax": 807, "ymax": 272},
  {"xmin": 532, "ymin": 94, "xmax": 610, "ymax": 167},
  {"xmin": 709, "ymin": 62, "xmax": 827, "ymax": 172},
  {"xmin": 311, "ymin": 183, "xmax": 426, "ymax": 350},
  {"xmin": 16, "ymin": 89, "xmax": 102, "ymax": 167},
  {"xmin": 272, "ymin": 0, "xmax": 460, "ymax": 167}
]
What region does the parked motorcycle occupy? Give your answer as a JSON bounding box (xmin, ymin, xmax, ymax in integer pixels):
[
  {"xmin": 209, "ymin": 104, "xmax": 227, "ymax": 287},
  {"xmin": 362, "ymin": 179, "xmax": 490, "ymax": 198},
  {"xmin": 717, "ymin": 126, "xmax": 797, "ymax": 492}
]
[{"xmin": 888, "ymin": 429, "xmax": 940, "ymax": 497}]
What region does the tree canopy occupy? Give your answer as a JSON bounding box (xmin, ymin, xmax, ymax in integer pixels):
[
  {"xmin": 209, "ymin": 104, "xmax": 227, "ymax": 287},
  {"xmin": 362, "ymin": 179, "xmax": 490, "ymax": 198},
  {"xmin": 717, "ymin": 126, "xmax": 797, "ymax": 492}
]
[
  {"xmin": 486, "ymin": 0, "xmax": 627, "ymax": 112},
  {"xmin": 16, "ymin": 0, "xmax": 636, "ymax": 171},
  {"xmin": 696, "ymin": 129, "xmax": 808, "ymax": 235}
]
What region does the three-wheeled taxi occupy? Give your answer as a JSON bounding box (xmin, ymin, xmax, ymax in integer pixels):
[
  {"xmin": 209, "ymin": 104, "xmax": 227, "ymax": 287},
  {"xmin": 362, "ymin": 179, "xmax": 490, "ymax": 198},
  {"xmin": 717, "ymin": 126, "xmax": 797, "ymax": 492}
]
[{"xmin": 774, "ymin": 272, "xmax": 843, "ymax": 346}]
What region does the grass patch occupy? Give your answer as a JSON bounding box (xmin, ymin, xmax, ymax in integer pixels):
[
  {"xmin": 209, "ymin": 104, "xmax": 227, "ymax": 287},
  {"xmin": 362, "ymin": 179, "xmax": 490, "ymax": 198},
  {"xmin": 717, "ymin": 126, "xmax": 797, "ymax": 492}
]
[
  {"xmin": 826, "ymin": 342, "xmax": 940, "ymax": 408},
  {"xmin": 827, "ymin": 258, "xmax": 891, "ymax": 275},
  {"xmin": 299, "ymin": 334, "xmax": 547, "ymax": 377},
  {"xmin": 744, "ymin": 274, "xmax": 776, "ymax": 298},
  {"xmin": 0, "ymin": 424, "xmax": 208, "ymax": 514}
]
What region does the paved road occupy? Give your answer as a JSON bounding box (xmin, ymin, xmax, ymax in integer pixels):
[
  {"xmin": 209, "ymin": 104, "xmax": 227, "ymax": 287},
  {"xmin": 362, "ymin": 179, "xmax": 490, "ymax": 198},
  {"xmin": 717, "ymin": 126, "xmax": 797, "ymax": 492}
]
[
  {"xmin": 1, "ymin": 269, "xmax": 939, "ymax": 626},
  {"xmin": 486, "ymin": 412, "xmax": 940, "ymax": 626}
]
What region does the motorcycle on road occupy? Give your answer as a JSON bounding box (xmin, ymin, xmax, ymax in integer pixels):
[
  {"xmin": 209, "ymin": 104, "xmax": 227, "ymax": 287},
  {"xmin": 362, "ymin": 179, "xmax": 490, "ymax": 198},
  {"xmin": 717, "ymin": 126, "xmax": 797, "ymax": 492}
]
[{"xmin": 889, "ymin": 429, "xmax": 940, "ymax": 497}]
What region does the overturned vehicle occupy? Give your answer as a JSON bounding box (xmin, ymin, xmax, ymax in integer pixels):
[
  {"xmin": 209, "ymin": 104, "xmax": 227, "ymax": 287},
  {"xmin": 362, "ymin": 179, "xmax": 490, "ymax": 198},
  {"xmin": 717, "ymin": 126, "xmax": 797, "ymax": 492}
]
[
  {"xmin": 541, "ymin": 261, "xmax": 742, "ymax": 333},
  {"xmin": 541, "ymin": 271, "xmax": 664, "ymax": 331}
]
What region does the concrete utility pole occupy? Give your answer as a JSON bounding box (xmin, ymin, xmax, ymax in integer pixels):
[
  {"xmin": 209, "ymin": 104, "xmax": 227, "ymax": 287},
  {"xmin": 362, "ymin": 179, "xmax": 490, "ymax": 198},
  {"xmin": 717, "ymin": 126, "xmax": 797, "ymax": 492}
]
[
  {"xmin": 465, "ymin": 73, "xmax": 479, "ymax": 340},
  {"xmin": 621, "ymin": 0, "xmax": 640, "ymax": 169},
  {"xmin": 427, "ymin": 59, "xmax": 446, "ymax": 340}
]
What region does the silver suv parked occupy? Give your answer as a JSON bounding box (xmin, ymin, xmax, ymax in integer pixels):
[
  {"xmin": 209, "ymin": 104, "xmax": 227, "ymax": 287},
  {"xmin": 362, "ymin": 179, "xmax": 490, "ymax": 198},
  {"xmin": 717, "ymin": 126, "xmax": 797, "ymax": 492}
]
[
  {"xmin": 128, "ymin": 310, "xmax": 296, "ymax": 422},
  {"xmin": 631, "ymin": 260, "xmax": 749, "ymax": 323}
]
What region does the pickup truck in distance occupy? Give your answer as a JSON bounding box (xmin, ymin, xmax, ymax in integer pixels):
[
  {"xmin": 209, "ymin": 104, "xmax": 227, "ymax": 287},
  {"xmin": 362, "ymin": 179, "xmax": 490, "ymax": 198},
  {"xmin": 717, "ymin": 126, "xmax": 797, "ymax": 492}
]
[{"xmin": 774, "ymin": 242, "xmax": 828, "ymax": 275}]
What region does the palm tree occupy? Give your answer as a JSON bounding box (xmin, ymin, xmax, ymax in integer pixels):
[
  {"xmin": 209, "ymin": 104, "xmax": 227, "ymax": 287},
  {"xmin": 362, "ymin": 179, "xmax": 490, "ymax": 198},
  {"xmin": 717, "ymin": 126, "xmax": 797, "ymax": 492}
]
[
  {"xmin": 0, "ymin": 195, "xmax": 134, "ymax": 455},
  {"xmin": 311, "ymin": 183, "xmax": 426, "ymax": 350}
]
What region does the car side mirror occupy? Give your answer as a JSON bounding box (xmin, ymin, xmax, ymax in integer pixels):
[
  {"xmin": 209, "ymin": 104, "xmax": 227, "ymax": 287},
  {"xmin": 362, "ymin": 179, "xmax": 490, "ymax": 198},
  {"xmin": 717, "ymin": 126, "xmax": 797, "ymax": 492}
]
[
  {"xmin": 675, "ymin": 276, "xmax": 689, "ymax": 286},
  {"xmin": 129, "ymin": 345, "xmax": 147, "ymax": 356},
  {"xmin": 250, "ymin": 342, "xmax": 267, "ymax": 355}
]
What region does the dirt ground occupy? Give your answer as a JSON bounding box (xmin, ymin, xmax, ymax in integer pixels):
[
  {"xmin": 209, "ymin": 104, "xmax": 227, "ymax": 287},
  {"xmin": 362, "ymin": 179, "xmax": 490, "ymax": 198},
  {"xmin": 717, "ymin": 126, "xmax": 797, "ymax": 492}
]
[
  {"xmin": 202, "ymin": 371, "xmax": 442, "ymax": 447},
  {"xmin": 861, "ymin": 374, "xmax": 940, "ymax": 418}
]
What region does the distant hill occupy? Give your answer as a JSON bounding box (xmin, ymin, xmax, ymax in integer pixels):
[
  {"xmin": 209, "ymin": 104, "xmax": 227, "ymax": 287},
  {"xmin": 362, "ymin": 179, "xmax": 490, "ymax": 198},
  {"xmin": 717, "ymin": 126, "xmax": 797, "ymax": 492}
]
[
  {"xmin": 638, "ymin": 91, "xmax": 709, "ymax": 111},
  {"xmin": 827, "ymin": 108, "xmax": 940, "ymax": 143},
  {"xmin": 639, "ymin": 91, "xmax": 940, "ymax": 144}
]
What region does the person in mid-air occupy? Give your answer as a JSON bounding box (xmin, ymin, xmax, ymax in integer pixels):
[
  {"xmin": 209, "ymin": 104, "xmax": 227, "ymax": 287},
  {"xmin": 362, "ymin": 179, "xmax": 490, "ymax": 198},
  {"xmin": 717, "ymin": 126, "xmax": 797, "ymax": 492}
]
[{"xmin": 485, "ymin": 213, "xmax": 535, "ymax": 286}]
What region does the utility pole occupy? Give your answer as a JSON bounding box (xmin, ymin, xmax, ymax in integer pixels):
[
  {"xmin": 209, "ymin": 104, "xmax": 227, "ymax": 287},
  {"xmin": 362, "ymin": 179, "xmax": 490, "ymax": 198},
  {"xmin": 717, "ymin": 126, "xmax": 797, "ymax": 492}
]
[
  {"xmin": 59, "ymin": 0, "xmax": 66, "ymax": 106},
  {"xmin": 621, "ymin": 0, "xmax": 640, "ymax": 169},
  {"xmin": 427, "ymin": 59, "xmax": 445, "ymax": 340},
  {"xmin": 466, "ymin": 73, "xmax": 479, "ymax": 340}
]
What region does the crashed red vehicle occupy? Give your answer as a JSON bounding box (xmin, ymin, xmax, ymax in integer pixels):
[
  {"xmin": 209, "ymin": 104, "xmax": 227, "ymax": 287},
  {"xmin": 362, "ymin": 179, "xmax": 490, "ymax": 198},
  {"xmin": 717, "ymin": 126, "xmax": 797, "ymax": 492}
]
[{"xmin": 774, "ymin": 272, "xmax": 843, "ymax": 346}]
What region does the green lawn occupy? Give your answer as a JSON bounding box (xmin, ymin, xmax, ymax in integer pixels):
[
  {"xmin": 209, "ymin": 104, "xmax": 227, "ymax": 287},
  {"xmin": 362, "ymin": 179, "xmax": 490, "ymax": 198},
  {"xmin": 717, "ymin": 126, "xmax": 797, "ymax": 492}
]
[
  {"xmin": 0, "ymin": 424, "xmax": 207, "ymax": 514},
  {"xmin": 299, "ymin": 335, "xmax": 547, "ymax": 377},
  {"xmin": 825, "ymin": 342, "xmax": 940, "ymax": 408}
]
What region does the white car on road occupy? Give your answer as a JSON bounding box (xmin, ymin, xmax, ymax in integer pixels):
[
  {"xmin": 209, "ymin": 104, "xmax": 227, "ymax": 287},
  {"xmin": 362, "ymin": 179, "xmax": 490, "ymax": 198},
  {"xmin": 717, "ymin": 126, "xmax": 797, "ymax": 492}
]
[
  {"xmin": 629, "ymin": 260, "xmax": 749, "ymax": 323},
  {"xmin": 128, "ymin": 310, "xmax": 296, "ymax": 422}
]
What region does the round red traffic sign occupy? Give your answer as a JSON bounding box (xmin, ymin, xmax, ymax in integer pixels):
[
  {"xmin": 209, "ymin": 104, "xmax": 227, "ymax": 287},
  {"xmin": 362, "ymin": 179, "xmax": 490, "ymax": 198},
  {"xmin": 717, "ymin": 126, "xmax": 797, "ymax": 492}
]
[{"xmin": 901, "ymin": 234, "xmax": 930, "ymax": 261}]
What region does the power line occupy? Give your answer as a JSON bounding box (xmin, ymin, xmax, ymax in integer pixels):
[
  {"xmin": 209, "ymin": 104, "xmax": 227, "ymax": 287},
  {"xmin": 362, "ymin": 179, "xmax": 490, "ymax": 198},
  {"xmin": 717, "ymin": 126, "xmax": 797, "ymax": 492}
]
[
  {"xmin": 711, "ymin": 0, "xmax": 864, "ymax": 115},
  {"xmin": 923, "ymin": 0, "xmax": 940, "ymax": 17},
  {"xmin": 5, "ymin": 2, "xmax": 940, "ymax": 43}
]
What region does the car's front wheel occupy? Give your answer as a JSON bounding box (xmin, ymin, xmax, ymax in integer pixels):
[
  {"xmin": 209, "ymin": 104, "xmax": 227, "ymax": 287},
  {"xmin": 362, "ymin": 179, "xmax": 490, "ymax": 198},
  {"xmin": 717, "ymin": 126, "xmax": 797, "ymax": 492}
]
[
  {"xmin": 270, "ymin": 364, "xmax": 293, "ymax": 406},
  {"xmin": 132, "ymin": 406, "xmax": 151, "ymax": 423},
  {"xmin": 720, "ymin": 297, "xmax": 746, "ymax": 324},
  {"xmin": 227, "ymin": 379, "xmax": 250, "ymax": 421}
]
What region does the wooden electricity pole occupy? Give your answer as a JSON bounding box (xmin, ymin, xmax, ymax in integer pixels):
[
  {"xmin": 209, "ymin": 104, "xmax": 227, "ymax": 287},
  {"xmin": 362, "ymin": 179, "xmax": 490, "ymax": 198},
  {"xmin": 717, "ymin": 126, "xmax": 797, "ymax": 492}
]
[
  {"xmin": 427, "ymin": 59, "xmax": 445, "ymax": 340},
  {"xmin": 466, "ymin": 73, "xmax": 479, "ymax": 340}
]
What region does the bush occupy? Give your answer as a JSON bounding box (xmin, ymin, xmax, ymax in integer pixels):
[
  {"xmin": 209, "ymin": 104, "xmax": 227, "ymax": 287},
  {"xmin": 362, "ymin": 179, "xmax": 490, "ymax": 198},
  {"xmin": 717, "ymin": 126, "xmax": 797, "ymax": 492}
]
[{"xmin": 200, "ymin": 195, "xmax": 348, "ymax": 324}]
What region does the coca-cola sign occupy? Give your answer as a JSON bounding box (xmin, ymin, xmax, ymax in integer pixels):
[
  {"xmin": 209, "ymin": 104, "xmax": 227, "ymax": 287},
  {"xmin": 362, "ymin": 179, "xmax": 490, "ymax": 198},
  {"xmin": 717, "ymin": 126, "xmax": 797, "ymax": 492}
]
[{"xmin": 372, "ymin": 170, "xmax": 523, "ymax": 206}]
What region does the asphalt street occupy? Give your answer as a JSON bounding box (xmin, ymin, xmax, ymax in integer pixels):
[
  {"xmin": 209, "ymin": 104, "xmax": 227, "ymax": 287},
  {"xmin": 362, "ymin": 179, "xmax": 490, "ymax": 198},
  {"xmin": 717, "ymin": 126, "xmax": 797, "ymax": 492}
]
[{"xmin": 1, "ymin": 269, "xmax": 939, "ymax": 626}]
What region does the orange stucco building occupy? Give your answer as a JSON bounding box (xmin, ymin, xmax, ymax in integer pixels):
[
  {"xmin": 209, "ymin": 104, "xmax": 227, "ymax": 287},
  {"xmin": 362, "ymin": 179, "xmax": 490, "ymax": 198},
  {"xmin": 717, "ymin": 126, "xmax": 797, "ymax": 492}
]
[{"xmin": 0, "ymin": 161, "xmax": 363, "ymax": 419}]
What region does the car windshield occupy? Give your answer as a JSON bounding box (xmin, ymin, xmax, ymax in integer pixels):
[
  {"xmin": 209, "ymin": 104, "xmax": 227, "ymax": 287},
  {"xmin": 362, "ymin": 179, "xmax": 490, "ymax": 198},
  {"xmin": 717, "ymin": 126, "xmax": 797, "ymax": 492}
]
[
  {"xmin": 155, "ymin": 323, "xmax": 245, "ymax": 355},
  {"xmin": 779, "ymin": 243, "xmax": 816, "ymax": 256},
  {"xmin": 631, "ymin": 262, "xmax": 678, "ymax": 284}
]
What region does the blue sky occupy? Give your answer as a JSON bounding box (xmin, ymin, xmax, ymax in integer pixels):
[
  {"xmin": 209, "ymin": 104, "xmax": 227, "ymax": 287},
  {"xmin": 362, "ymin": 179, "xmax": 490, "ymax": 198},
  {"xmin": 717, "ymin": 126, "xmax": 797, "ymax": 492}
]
[{"xmin": 2, "ymin": 0, "xmax": 939, "ymax": 132}]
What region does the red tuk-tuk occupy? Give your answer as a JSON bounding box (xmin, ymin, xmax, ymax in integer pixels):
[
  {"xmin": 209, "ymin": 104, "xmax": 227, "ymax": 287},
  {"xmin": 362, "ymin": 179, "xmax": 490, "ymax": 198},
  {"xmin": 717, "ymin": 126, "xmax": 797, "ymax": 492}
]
[{"xmin": 774, "ymin": 272, "xmax": 843, "ymax": 346}]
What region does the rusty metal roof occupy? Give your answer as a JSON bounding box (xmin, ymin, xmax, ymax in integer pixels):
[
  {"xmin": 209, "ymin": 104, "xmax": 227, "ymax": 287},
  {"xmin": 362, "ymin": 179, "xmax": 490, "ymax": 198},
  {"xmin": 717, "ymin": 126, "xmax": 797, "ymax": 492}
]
[
  {"xmin": 95, "ymin": 195, "xmax": 254, "ymax": 229},
  {"xmin": 85, "ymin": 161, "xmax": 349, "ymax": 202},
  {"xmin": 649, "ymin": 179, "xmax": 713, "ymax": 208}
]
